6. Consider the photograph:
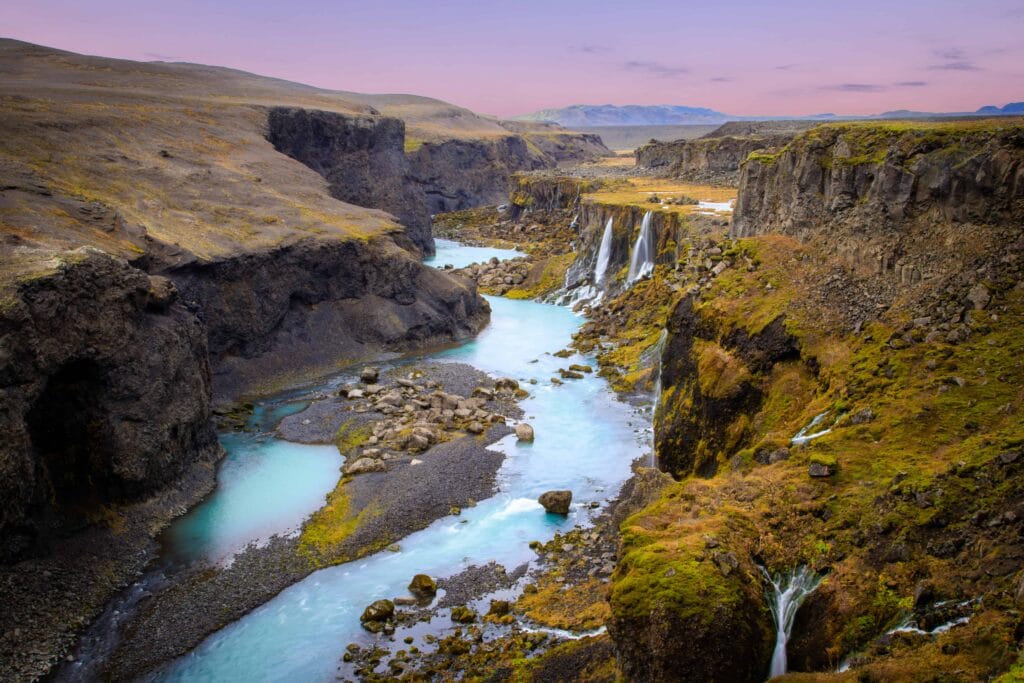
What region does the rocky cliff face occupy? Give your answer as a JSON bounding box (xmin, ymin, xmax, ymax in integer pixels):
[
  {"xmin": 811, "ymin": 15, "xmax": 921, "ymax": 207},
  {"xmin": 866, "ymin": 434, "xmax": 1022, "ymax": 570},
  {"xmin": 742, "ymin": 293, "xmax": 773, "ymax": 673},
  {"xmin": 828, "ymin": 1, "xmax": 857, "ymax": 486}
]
[
  {"xmin": 267, "ymin": 107, "xmax": 434, "ymax": 254},
  {"xmin": 0, "ymin": 249, "xmax": 219, "ymax": 562},
  {"xmin": 635, "ymin": 133, "xmax": 794, "ymax": 184},
  {"xmin": 169, "ymin": 236, "xmax": 488, "ymax": 399},
  {"xmin": 733, "ymin": 122, "xmax": 1024, "ymax": 285},
  {"xmin": 507, "ymin": 174, "xmax": 602, "ymax": 219},
  {"xmin": 406, "ymin": 136, "xmax": 547, "ymax": 215},
  {"xmin": 268, "ymin": 107, "xmax": 594, "ymax": 255}
]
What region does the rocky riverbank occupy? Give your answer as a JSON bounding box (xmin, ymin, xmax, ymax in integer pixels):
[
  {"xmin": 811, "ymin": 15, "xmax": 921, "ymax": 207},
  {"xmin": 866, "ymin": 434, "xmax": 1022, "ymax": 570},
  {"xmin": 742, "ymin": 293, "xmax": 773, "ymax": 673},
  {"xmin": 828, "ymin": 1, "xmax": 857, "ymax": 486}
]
[{"xmin": 54, "ymin": 361, "xmax": 529, "ymax": 680}]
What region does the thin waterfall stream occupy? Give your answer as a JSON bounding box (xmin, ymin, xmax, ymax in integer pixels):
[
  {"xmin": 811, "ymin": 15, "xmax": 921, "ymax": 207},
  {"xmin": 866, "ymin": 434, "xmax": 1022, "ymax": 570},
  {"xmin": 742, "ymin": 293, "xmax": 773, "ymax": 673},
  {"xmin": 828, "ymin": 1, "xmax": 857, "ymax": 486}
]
[
  {"xmin": 759, "ymin": 565, "xmax": 823, "ymax": 679},
  {"xmin": 593, "ymin": 216, "xmax": 614, "ymax": 287},
  {"xmin": 626, "ymin": 211, "xmax": 655, "ymax": 285}
]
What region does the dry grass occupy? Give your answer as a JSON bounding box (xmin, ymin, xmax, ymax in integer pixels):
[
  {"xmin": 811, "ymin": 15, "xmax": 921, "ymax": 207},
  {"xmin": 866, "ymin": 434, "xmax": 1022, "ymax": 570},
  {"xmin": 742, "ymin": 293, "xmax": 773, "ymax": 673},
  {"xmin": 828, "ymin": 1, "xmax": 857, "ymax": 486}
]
[{"xmin": 582, "ymin": 178, "xmax": 736, "ymax": 215}]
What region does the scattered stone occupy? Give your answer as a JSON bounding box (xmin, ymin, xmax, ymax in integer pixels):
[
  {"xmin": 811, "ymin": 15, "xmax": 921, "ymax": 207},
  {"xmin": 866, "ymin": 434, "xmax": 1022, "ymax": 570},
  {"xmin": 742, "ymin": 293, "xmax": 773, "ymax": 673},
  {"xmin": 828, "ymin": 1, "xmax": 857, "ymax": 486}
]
[
  {"xmin": 466, "ymin": 421, "xmax": 485, "ymax": 434},
  {"xmin": 487, "ymin": 600, "xmax": 511, "ymax": 617},
  {"xmin": 408, "ymin": 574, "xmax": 437, "ymax": 598},
  {"xmin": 559, "ymin": 369, "xmax": 584, "ymax": 380},
  {"xmin": 360, "ymin": 367, "xmax": 380, "ymax": 384},
  {"xmin": 808, "ymin": 454, "xmax": 837, "ymax": 477},
  {"xmin": 712, "ymin": 551, "xmax": 739, "ymax": 576},
  {"xmin": 967, "ymin": 282, "xmax": 991, "ymax": 310},
  {"xmin": 360, "ymin": 599, "xmax": 394, "ymax": 625},
  {"xmin": 850, "ymin": 408, "xmax": 875, "ymax": 424},
  {"xmin": 568, "ymin": 364, "xmax": 593, "ymax": 374},
  {"xmin": 515, "ymin": 423, "xmax": 535, "ymax": 442},
  {"xmin": 346, "ymin": 457, "xmax": 386, "ymax": 475},
  {"xmin": 538, "ymin": 490, "xmax": 572, "ymax": 514},
  {"xmin": 997, "ymin": 448, "xmax": 1021, "ymax": 465},
  {"xmin": 450, "ymin": 606, "xmax": 477, "ymax": 623}
]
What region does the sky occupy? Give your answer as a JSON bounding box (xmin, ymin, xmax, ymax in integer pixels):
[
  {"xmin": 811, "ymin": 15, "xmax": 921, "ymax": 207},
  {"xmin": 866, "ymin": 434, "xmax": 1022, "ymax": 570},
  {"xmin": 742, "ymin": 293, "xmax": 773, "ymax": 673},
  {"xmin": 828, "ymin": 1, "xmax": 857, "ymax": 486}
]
[{"xmin": 2, "ymin": 0, "xmax": 1022, "ymax": 118}]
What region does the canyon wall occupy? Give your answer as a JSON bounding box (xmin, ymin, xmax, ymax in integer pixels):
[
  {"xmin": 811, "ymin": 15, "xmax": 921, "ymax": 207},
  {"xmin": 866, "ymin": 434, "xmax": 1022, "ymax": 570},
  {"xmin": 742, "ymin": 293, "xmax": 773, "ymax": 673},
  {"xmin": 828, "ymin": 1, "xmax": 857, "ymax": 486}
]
[
  {"xmin": 169, "ymin": 236, "xmax": 488, "ymax": 399},
  {"xmin": 733, "ymin": 122, "xmax": 1024, "ymax": 285},
  {"xmin": 266, "ymin": 107, "xmax": 434, "ymax": 253},
  {"xmin": 0, "ymin": 249, "xmax": 220, "ymax": 563},
  {"xmin": 635, "ymin": 134, "xmax": 790, "ymax": 184}
]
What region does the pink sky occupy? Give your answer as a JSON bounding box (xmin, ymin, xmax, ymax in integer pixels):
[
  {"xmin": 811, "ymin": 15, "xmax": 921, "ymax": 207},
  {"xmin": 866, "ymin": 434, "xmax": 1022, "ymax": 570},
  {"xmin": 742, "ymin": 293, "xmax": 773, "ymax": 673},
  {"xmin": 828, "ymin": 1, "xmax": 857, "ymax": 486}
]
[{"xmin": 2, "ymin": 0, "xmax": 1022, "ymax": 118}]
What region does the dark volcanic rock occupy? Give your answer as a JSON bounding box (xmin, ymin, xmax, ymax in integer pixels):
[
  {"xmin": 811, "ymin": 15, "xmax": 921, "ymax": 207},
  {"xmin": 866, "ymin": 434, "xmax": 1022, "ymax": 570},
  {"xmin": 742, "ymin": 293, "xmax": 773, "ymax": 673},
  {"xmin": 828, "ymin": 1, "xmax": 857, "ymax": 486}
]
[
  {"xmin": 538, "ymin": 490, "xmax": 573, "ymax": 514},
  {"xmin": 267, "ymin": 107, "xmax": 434, "ymax": 254},
  {"xmin": 0, "ymin": 248, "xmax": 219, "ymax": 562},
  {"xmin": 636, "ymin": 132, "xmax": 796, "ymax": 184},
  {"xmin": 168, "ymin": 236, "xmax": 489, "ymax": 399}
]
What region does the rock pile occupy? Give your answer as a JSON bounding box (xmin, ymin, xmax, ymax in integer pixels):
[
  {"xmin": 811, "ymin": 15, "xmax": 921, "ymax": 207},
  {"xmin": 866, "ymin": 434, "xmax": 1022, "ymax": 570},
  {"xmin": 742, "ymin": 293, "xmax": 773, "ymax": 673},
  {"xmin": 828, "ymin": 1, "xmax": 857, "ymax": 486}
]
[
  {"xmin": 454, "ymin": 257, "xmax": 532, "ymax": 295},
  {"xmin": 337, "ymin": 369, "xmax": 528, "ymax": 475}
]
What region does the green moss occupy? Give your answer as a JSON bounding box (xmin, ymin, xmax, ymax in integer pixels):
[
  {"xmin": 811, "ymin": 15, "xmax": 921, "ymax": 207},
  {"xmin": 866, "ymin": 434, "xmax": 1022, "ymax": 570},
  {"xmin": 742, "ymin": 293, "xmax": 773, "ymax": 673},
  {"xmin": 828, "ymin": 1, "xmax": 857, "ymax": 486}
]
[{"xmin": 334, "ymin": 418, "xmax": 372, "ymax": 454}]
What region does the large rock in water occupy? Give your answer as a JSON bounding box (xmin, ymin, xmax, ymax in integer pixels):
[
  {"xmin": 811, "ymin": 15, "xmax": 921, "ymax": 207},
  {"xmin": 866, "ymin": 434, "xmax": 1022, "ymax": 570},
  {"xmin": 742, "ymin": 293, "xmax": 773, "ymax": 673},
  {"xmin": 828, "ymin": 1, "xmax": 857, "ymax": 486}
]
[
  {"xmin": 408, "ymin": 574, "xmax": 437, "ymax": 598},
  {"xmin": 515, "ymin": 422, "xmax": 535, "ymax": 442},
  {"xmin": 360, "ymin": 599, "xmax": 395, "ymax": 625},
  {"xmin": 538, "ymin": 490, "xmax": 572, "ymax": 514}
]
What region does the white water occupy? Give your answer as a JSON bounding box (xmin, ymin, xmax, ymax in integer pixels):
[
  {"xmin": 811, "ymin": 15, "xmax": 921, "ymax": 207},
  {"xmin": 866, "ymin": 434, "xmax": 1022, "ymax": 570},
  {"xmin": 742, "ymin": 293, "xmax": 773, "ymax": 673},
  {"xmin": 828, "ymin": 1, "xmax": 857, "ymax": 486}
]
[
  {"xmin": 645, "ymin": 329, "xmax": 669, "ymax": 468},
  {"xmin": 152, "ymin": 255, "xmax": 645, "ymax": 681},
  {"xmin": 593, "ymin": 217, "xmax": 614, "ymax": 287},
  {"xmin": 626, "ymin": 211, "xmax": 656, "ymax": 285},
  {"xmin": 790, "ymin": 411, "xmax": 832, "ymax": 446},
  {"xmin": 760, "ymin": 566, "xmax": 823, "ymax": 679}
]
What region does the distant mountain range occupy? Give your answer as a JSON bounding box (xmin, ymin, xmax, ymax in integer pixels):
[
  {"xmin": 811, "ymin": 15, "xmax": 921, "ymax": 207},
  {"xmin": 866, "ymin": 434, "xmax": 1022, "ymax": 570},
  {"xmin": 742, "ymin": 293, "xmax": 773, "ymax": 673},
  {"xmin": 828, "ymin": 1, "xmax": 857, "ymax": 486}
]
[
  {"xmin": 515, "ymin": 104, "xmax": 729, "ymax": 127},
  {"xmin": 515, "ymin": 102, "xmax": 1024, "ymax": 127}
]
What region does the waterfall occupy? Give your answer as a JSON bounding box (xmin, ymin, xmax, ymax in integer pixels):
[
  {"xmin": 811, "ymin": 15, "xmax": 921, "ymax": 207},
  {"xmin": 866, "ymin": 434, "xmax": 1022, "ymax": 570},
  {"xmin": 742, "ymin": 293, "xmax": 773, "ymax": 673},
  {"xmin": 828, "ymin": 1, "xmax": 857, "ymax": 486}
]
[
  {"xmin": 638, "ymin": 328, "xmax": 668, "ymax": 468},
  {"xmin": 626, "ymin": 211, "xmax": 656, "ymax": 285},
  {"xmin": 593, "ymin": 217, "xmax": 614, "ymax": 287},
  {"xmin": 759, "ymin": 566, "xmax": 823, "ymax": 679}
]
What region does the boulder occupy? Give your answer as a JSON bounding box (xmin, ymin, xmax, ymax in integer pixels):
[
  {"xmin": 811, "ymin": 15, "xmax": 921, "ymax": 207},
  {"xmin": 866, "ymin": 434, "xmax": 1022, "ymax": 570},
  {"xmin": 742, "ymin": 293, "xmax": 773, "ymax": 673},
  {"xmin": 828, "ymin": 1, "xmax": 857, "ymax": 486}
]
[
  {"xmin": 488, "ymin": 600, "xmax": 511, "ymax": 617},
  {"xmin": 451, "ymin": 605, "xmax": 477, "ymax": 623},
  {"xmin": 360, "ymin": 599, "xmax": 394, "ymax": 624},
  {"xmin": 408, "ymin": 574, "xmax": 437, "ymax": 598},
  {"xmin": 515, "ymin": 423, "xmax": 535, "ymax": 442},
  {"xmin": 808, "ymin": 454, "xmax": 837, "ymax": 477},
  {"xmin": 360, "ymin": 366, "xmax": 380, "ymax": 383},
  {"xmin": 467, "ymin": 421, "xmax": 485, "ymax": 434},
  {"xmin": 539, "ymin": 490, "xmax": 572, "ymax": 514},
  {"xmin": 494, "ymin": 378, "xmax": 519, "ymax": 392},
  {"xmin": 967, "ymin": 282, "xmax": 991, "ymax": 310},
  {"xmin": 346, "ymin": 457, "xmax": 386, "ymax": 475}
]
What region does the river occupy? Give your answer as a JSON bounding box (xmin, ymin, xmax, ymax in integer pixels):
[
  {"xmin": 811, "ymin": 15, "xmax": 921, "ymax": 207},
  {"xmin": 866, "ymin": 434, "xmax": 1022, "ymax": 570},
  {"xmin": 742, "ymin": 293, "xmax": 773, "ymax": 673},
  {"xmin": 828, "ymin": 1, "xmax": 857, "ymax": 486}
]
[{"xmin": 148, "ymin": 240, "xmax": 647, "ymax": 681}]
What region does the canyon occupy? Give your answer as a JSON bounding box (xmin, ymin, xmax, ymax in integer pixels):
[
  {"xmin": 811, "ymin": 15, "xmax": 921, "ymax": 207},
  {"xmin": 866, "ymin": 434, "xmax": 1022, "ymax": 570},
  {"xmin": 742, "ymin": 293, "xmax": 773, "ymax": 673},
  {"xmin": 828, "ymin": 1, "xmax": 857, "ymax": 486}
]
[{"xmin": 1, "ymin": 37, "xmax": 1023, "ymax": 683}]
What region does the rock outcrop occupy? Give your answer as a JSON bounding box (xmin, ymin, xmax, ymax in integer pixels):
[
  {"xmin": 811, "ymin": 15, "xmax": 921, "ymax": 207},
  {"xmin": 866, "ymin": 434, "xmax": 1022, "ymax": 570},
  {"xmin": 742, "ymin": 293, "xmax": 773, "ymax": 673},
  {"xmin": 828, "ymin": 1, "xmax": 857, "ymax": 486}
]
[
  {"xmin": 267, "ymin": 107, "xmax": 434, "ymax": 253},
  {"xmin": 406, "ymin": 136, "xmax": 546, "ymax": 216},
  {"xmin": 636, "ymin": 133, "xmax": 796, "ymax": 185},
  {"xmin": 732, "ymin": 121, "xmax": 1024, "ymax": 285},
  {"xmin": 0, "ymin": 248, "xmax": 220, "ymax": 565},
  {"xmin": 0, "ymin": 249, "xmax": 220, "ymax": 562},
  {"xmin": 168, "ymin": 236, "xmax": 488, "ymax": 399}
]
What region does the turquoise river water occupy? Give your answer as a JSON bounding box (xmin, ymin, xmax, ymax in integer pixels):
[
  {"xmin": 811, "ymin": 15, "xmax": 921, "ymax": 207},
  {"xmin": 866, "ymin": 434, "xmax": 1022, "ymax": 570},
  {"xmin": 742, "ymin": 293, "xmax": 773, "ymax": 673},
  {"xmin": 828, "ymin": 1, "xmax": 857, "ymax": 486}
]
[{"xmin": 151, "ymin": 240, "xmax": 648, "ymax": 681}]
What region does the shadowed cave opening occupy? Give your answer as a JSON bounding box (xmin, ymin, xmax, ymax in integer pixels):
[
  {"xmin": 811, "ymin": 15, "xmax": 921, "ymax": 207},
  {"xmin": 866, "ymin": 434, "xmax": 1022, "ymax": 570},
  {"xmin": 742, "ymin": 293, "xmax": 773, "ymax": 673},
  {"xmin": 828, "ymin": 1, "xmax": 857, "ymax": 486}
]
[{"xmin": 26, "ymin": 359, "xmax": 117, "ymax": 516}]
